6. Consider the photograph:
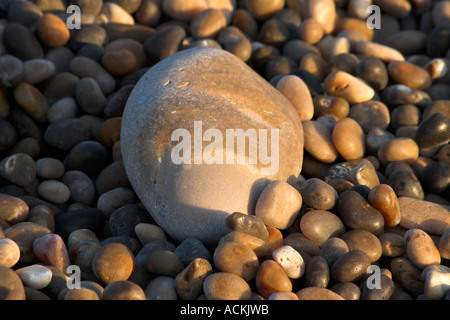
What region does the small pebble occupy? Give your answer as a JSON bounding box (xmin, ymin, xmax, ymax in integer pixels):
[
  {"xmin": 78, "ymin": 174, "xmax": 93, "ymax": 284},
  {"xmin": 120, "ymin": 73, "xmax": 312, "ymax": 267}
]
[
  {"xmin": 320, "ymin": 237, "xmax": 349, "ymax": 267},
  {"xmin": 368, "ymin": 184, "xmax": 401, "ymax": 227},
  {"xmin": 268, "ymin": 291, "xmax": 299, "ymax": 300},
  {"xmin": 414, "ymin": 113, "xmax": 450, "ymax": 157},
  {"xmin": 61, "ymin": 170, "xmax": 96, "ymax": 206},
  {"xmin": 255, "ymin": 259, "xmax": 292, "ymax": 298},
  {"xmin": 276, "ymin": 75, "xmax": 314, "ymax": 121},
  {"xmin": 15, "ymin": 264, "xmax": 52, "ymax": 290},
  {"xmin": 347, "ymin": 160, "xmax": 380, "ymax": 190},
  {"xmin": 404, "ymin": 228, "xmax": 441, "ymax": 269},
  {"xmin": 388, "ymin": 60, "xmax": 432, "ymax": 90},
  {"xmin": 388, "ymin": 170, "xmax": 424, "ymax": 200},
  {"xmin": 219, "ymin": 231, "xmax": 268, "ymax": 258},
  {"xmin": 44, "ymin": 118, "xmax": 92, "ymax": 151},
  {"xmin": 175, "ymin": 258, "xmax": 213, "ymax": 300},
  {"xmin": 330, "ymin": 282, "xmax": 360, "ymax": 300},
  {"xmin": 302, "ymin": 120, "xmax": 339, "ymax": 164},
  {"xmin": 134, "ymin": 223, "xmax": 167, "ymax": 246},
  {"xmin": 299, "ymin": 210, "xmax": 346, "ymax": 247},
  {"xmin": 303, "ymin": 255, "xmax": 330, "ymax": 288},
  {"xmin": 36, "ymin": 158, "xmax": 65, "ymax": 180},
  {"xmin": 245, "ymin": 0, "xmax": 285, "ymax": 20},
  {"xmin": 284, "ymin": 232, "xmax": 320, "ymax": 257},
  {"xmin": 36, "ymin": 13, "xmax": 70, "ymax": 48},
  {"xmin": 173, "ymin": 237, "xmax": 212, "ymax": 267},
  {"xmin": 331, "ymin": 249, "xmax": 371, "ymax": 283},
  {"xmin": 332, "ymin": 117, "xmax": 366, "ymax": 161},
  {"xmin": 92, "ymin": 243, "xmax": 135, "ymax": 285},
  {"xmin": 109, "ymin": 204, "xmax": 151, "ymax": 238},
  {"xmin": 348, "ymin": 100, "xmax": 390, "ymax": 134},
  {"xmin": 377, "ymin": 138, "xmax": 419, "ymax": 166},
  {"xmin": 390, "ymin": 257, "xmax": 424, "ymax": 297},
  {"xmin": 341, "ymin": 229, "xmax": 382, "ymax": 263},
  {"xmin": 299, "ymin": 178, "xmax": 337, "ymax": 210},
  {"xmin": 22, "ymin": 59, "xmax": 55, "ymax": 85},
  {"xmin": 0, "ymin": 238, "xmax": 21, "ymax": 268},
  {"xmin": 439, "ymin": 229, "xmax": 450, "ymax": 260},
  {"xmin": 296, "ymin": 287, "xmax": 344, "ymax": 300},
  {"xmin": 64, "ymin": 288, "xmax": 100, "ymax": 301},
  {"xmin": 324, "ymin": 71, "xmax": 375, "ymax": 104},
  {"xmin": 225, "ymin": 211, "xmax": 268, "ymax": 241},
  {"xmin": 37, "ymin": 180, "xmax": 71, "ymax": 204},
  {"xmin": 272, "ymin": 245, "xmax": 305, "ymax": 279},
  {"xmin": 0, "ymin": 193, "xmax": 29, "ymax": 225},
  {"xmin": 144, "ymin": 249, "xmax": 184, "ymax": 277},
  {"xmin": 379, "ymin": 232, "xmax": 405, "ymax": 257},
  {"xmin": 145, "ymin": 276, "xmax": 178, "ymax": 300},
  {"xmin": 13, "ymin": 83, "xmax": 48, "ymax": 123},
  {"xmin": 102, "ymin": 280, "xmax": 146, "ymax": 300},
  {"xmin": 421, "ymin": 265, "xmax": 450, "ymax": 300}
]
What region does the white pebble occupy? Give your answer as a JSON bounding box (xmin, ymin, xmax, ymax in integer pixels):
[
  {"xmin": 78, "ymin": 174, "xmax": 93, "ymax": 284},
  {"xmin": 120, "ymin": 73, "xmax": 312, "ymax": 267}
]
[
  {"xmin": 272, "ymin": 245, "xmax": 305, "ymax": 279},
  {"xmin": 15, "ymin": 264, "xmax": 53, "ymax": 289}
]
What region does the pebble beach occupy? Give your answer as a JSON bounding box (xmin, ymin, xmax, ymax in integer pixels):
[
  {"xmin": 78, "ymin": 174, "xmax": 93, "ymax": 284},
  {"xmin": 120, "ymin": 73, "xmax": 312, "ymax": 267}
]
[{"xmin": 0, "ymin": 0, "xmax": 450, "ymax": 302}]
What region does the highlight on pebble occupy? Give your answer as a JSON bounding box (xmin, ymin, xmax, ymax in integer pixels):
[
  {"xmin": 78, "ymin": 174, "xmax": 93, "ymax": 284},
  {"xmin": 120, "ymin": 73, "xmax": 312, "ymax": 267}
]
[{"xmin": 170, "ymin": 121, "xmax": 280, "ymax": 176}]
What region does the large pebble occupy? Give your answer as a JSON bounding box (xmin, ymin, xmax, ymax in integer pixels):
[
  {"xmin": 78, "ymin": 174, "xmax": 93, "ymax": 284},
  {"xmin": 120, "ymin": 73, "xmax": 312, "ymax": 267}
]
[
  {"xmin": 121, "ymin": 47, "xmax": 303, "ymax": 247},
  {"xmin": 299, "ymin": 210, "xmax": 345, "ymax": 247},
  {"xmin": 404, "ymin": 229, "xmax": 441, "ymax": 269},
  {"xmin": 103, "ymin": 280, "xmax": 146, "ymax": 300},
  {"xmin": 203, "ymin": 272, "xmax": 252, "ymax": 300},
  {"xmin": 0, "ymin": 238, "xmax": 20, "ymax": 268},
  {"xmin": 0, "ymin": 193, "xmax": 29, "ymax": 225},
  {"xmin": 92, "ymin": 243, "xmax": 134, "ymax": 285},
  {"xmin": 143, "ymin": 25, "xmax": 186, "ymax": 63},
  {"xmin": 144, "ymin": 249, "xmax": 184, "ymax": 277},
  {"xmin": 255, "ymin": 259, "xmax": 292, "ymax": 298},
  {"xmin": 399, "ymin": 197, "xmax": 450, "ymax": 236},
  {"xmin": 15, "ymin": 265, "xmax": 52, "ymax": 290}
]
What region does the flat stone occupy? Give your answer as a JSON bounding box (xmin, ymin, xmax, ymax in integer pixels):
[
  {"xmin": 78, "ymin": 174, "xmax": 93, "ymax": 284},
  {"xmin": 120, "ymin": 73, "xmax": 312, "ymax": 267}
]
[
  {"xmin": 399, "ymin": 197, "xmax": 450, "ymax": 235},
  {"xmin": 121, "ymin": 47, "xmax": 303, "ymax": 247}
]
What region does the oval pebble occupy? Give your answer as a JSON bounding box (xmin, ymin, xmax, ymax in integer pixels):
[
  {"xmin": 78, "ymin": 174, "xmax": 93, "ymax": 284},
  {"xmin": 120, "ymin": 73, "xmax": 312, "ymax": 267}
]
[
  {"xmin": 213, "ymin": 241, "xmax": 259, "ymax": 281},
  {"xmin": 203, "ymin": 272, "xmax": 252, "ymax": 300},
  {"xmin": 302, "ymin": 120, "xmax": 339, "ymax": 164},
  {"xmin": 0, "ymin": 193, "xmax": 29, "ymax": 225},
  {"xmin": 92, "ymin": 243, "xmax": 134, "ymax": 285},
  {"xmin": 0, "ymin": 238, "xmax": 21, "ymax": 268},
  {"xmin": 276, "ymin": 75, "xmax": 314, "ymax": 121},
  {"xmin": 331, "ymin": 249, "xmax": 371, "ymax": 283},
  {"xmin": 332, "ymin": 117, "xmax": 366, "ymax": 161},
  {"xmin": 103, "ymin": 280, "xmax": 146, "ymax": 300},
  {"xmin": 145, "ymin": 276, "xmax": 178, "ymax": 300},
  {"xmin": 272, "ymin": 245, "xmax": 305, "ymax": 279},
  {"xmin": 296, "ymin": 287, "xmax": 344, "ymax": 300},
  {"xmin": 300, "ymin": 210, "xmax": 346, "ymax": 247},
  {"xmin": 368, "ymin": 184, "xmax": 401, "ymax": 227},
  {"xmin": 32, "ymin": 233, "xmax": 71, "ymax": 273},
  {"xmin": 341, "ymin": 229, "xmax": 382, "ymax": 263},
  {"xmin": 404, "ymin": 229, "xmax": 441, "ymax": 269},
  {"xmin": 255, "ymin": 259, "xmax": 292, "ymax": 298},
  {"xmin": 299, "ymin": 178, "xmax": 337, "ymax": 210},
  {"xmin": 37, "ymin": 180, "xmax": 71, "ymax": 204},
  {"xmin": 324, "ymin": 71, "xmax": 374, "ymax": 104},
  {"xmin": 15, "ymin": 265, "xmax": 52, "ymax": 290}
]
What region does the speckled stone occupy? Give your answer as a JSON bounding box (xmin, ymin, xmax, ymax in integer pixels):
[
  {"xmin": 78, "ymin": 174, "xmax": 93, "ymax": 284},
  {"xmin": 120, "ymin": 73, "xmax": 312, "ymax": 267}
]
[
  {"xmin": 121, "ymin": 47, "xmax": 304, "ymax": 247},
  {"xmin": 404, "ymin": 228, "xmax": 441, "ymax": 269}
]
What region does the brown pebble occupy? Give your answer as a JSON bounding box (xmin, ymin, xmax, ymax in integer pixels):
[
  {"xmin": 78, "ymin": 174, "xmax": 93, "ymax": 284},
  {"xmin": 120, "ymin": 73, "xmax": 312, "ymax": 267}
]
[
  {"xmin": 33, "ymin": 233, "xmax": 70, "ymax": 273},
  {"xmin": 64, "ymin": 288, "xmax": 100, "ymax": 300},
  {"xmin": 245, "ymin": 0, "xmax": 285, "ymax": 20},
  {"xmin": 0, "ymin": 238, "xmax": 21, "ymax": 268},
  {"xmin": 300, "ymin": 210, "xmax": 345, "ymax": 247},
  {"xmin": 255, "ymin": 180, "xmax": 303, "ymax": 230},
  {"xmin": 296, "ymin": 287, "xmax": 344, "ymax": 300},
  {"xmin": 332, "ymin": 117, "xmax": 366, "ymax": 161},
  {"xmin": 331, "ymin": 249, "xmax": 371, "ymax": 283},
  {"xmin": 379, "ymin": 232, "xmax": 405, "ymax": 257},
  {"xmin": 92, "ymin": 243, "xmax": 134, "ymax": 284},
  {"xmin": 303, "ymin": 120, "xmax": 339, "ymax": 164},
  {"xmin": 266, "ymin": 225, "xmax": 284, "ymax": 254},
  {"xmin": 355, "ymin": 40, "xmax": 404, "ymax": 63},
  {"xmin": 255, "ymin": 259, "xmax": 292, "ymax": 298},
  {"xmin": 102, "ymin": 50, "xmax": 137, "ymax": 77},
  {"xmin": 276, "ymin": 75, "xmax": 314, "ymax": 121},
  {"xmin": 225, "ymin": 211, "xmax": 268, "ymax": 241},
  {"xmin": 341, "ymin": 229, "xmax": 382, "ymax": 263},
  {"xmin": 438, "ymin": 229, "xmax": 450, "ymax": 260},
  {"xmin": 299, "ymin": 177, "xmax": 337, "ymax": 210},
  {"xmin": 0, "ymin": 266, "xmax": 26, "ymax": 300},
  {"xmin": 299, "ymin": 53, "xmax": 328, "ymax": 81},
  {"xmin": 175, "ymin": 257, "xmax": 213, "ymax": 300},
  {"xmin": 219, "ymin": 231, "xmax": 268, "ymax": 258},
  {"xmin": 144, "ymin": 249, "xmax": 184, "ymax": 277},
  {"xmin": 313, "ymin": 95, "xmax": 349, "ymax": 120},
  {"xmin": 320, "ymin": 237, "xmax": 349, "ymax": 267},
  {"xmin": 377, "ymin": 138, "xmax": 419, "ymax": 166},
  {"xmin": 299, "ymin": 18, "xmax": 324, "ymax": 44},
  {"xmin": 0, "ymin": 193, "xmax": 29, "ymax": 225},
  {"xmin": 99, "ymin": 117, "xmax": 122, "ymax": 148},
  {"xmin": 283, "ymin": 232, "xmax": 321, "ymax": 257},
  {"xmin": 390, "ymin": 257, "xmax": 424, "ymax": 297},
  {"xmin": 305, "ymin": 0, "xmax": 337, "ymax": 34},
  {"xmin": 324, "ymin": 71, "xmax": 374, "ymax": 104},
  {"xmin": 203, "ymin": 272, "xmax": 252, "ymax": 300},
  {"xmin": 368, "ymin": 184, "xmax": 401, "ymax": 227},
  {"xmin": 213, "ymin": 241, "xmax": 259, "ymax": 281},
  {"xmin": 36, "ymin": 13, "xmax": 70, "ymax": 48},
  {"xmin": 190, "ymin": 9, "xmax": 227, "ymax": 39},
  {"xmin": 399, "ymin": 197, "xmax": 450, "ymax": 236},
  {"xmin": 347, "ymin": 160, "xmax": 380, "ymax": 190},
  {"xmin": 388, "ymin": 60, "xmax": 432, "ymax": 91},
  {"xmin": 404, "ymin": 228, "xmax": 441, "ymax": 269},
  {"xmin": 14, "ymin": 83, "xmax": 48, "ymax": 123},
  {"xmin": 102, "ymin": 280, "xmax": 146, "ymax": 300}
]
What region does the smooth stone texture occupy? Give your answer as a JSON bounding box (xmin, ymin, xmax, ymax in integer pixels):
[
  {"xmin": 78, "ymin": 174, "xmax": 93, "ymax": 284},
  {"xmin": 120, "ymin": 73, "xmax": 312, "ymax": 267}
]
[
  {"xmin": 121, "ymin": 47, "xmax": 304, "ymax": 247},
  {"xmin": 255, "ymin": 180, "xmax": 303, "ymax": 230},
  {"xmin": 324, "ymin": 71, "xmax": 374, "ymax": 104},
  {"xmin": 379, "ymin": 232, "xmax": 405, "ymax": 257},
  {"xmin": 174, "ymin": 237, "xmax": 212, "ymax": 266},
  {"xmin": 299, "ymin": 210, "xmax": 345, "ymax": 247},
  {"xmin": 255, "ymin": 259, "xmax": 292, "ymax": 298},
  {"xmin": 33, "ymin": 233, "xmax": 70, "ymax": 273},
  {"xmin": 347, "ymin": 160, "xmax": 380, "ymax": 190},
  {"xmin": 332, "ymin": 118, "xmax": 366, "ymax": 161},
  {"xmin": 302, "ymin": 120, "xmax": 339, "ymax": 164},
  {"xmin": 388, "ymin": 170, "xmax": 424, "ymax": 200},
  {"xmin": 37, "ymin": 180, "xmax": 71, "ymax": 204},
  {"xmin": 3, "ymin": 23, "xmax": 44, "ymax": 61},
  {"xmin": 421, "ymin": 265, "xmax": 450, "ymax": 300},
  {"xmin": 330, "ymin": 282, "xmax": 360, "ymax": 300},
  {"xmin": 296, "ymin": 287, "xmax": 344, "ymax": 300},
  {"xmin": 44, "ymin": 118, "xmax": 92, "ymax": 151},
  {"xmin": 341, "ymin": 229, "xmax": 382, "ymax": 263},
  {"xmin": 203, "ymin": 272, "xmax": 252, "ymax": 300},
  {"xmin": 276, "ymin": 75, "xmax": 314, "ymax": 121},
  {"xmin": 0, "ymin": 55, "xmax": 23, "ymax": 88},
  {"xmin": 92, "ymin": 243, "xmax": 134, "ymax": 285},
  {"xmin": 272, "ymin": 245, "xmax": 305, "ymax": 279},
  {"xmin": 391, "ymin": 257, "xmax": 424, "ymax": 297},
  {"xmin": 336, "ymin": 190, "xmax": 384, "ymax": 235},
  {"xmin": 14, "ymin": 83, "xmax": 48, "ymax": 123},
  {"xmin": 55, "ymin": 208, "xmax": 105, "ymax": 241},
  {"xmin": 331, "ymin": 249, "xmax": 371, "ymax": 283},
  {"xmin": 61, "ymin": 171, "xmax": 96, "ymax": 206},
  {"xmin": 414, "ymin": 113, "xmax": 450, "ymax": 157},
  {"xmin": 22, "ymin": 59, "xmax": 55, "ymax": 85},
  {"xmin": 368, "ymin": 184, "xmax": 401, "ymax": 227},
  {"xmin": 0, "ymin": 266, "xmax": 26, "ymax": 300},
  {"xmin": 361, "ymin": 274, "xmax": 395, "ymax": 300},
  {"xmin": 175, "ymin": 257, "xmax": 213, "ymax": 300},
  {"xmin": 4, "ymin": 222, "xmax": 52, "ymax": 264},
  {"xmin": 303, "ymin": 255, "xmax": 330, "ymax": 288},
  {"xmin": 320, "ymin": 237, "xmax": 349, "ymax": 267},
  {"xmin": 0, "ymin": 193, "xmax": 29, "ymax": 225},
  {"xmin": 102, "ymin": 280, "xmax": 146, "ymax": 300},
  {"xmin": 439, "ymin": 229, "xmax": 450, "ymax": 260},
  {"xmin": 15, "ymin": 265, "xmax": 52, "ymax": 290},
  {"xmin": 36, "ymin": 158, "xmax": 65, "ymax": 180},
  {"xmin": 0, "ymin": 238, "xmax": 20, "ymax": 268},
  {"xmin": 348, "ymin": 101, "xmax": 390, "ymax": 134},
  {"xmin": 225, "ymin": 212, "xmax": 268, "ymax": 241},
  {"xmin": 36, "ymin": 13, "xmax": 70, "ymax": 48},
  {"xmin": 399, "ymin": 197, "xmax": 450, "ymax": 236},
  {"xmin": 404, "ymin": 229, "xmax": 441, "ymax": 269},
  {"xmin": 219, "ymin": 231, "xmax": 268, "ymax": 258},
  {"xmin": 135, "ymin": 223, "xmax": 167, "ymax": 246},
  {"xmin": 144, "ymin": 249, "xmax": 184, "ymax": 277},
  {"xmin": 299, "ymin": 178, "xmax": 336, "ymax": 210},
  {"xmin": 213, "ymin": 241, "xmax": 259, "ymax": 281},
  {"xmin": 388, "ymin": 60, "xmax": 432, "ymax": 91},
  {"xmin": 377, "ymin": 138, "xmax": 419, "ymax": 167}
]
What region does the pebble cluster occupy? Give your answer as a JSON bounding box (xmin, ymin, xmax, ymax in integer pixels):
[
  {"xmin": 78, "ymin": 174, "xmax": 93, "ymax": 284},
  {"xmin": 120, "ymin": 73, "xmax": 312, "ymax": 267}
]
[{"xmin": 0, "ymin": 0, "xmax": 450, "ymax": 301}]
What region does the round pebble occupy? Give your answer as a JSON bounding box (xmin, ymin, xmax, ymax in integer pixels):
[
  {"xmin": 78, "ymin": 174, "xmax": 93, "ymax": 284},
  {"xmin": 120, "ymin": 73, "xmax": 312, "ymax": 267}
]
[
  {"xmin": 175, "ymin": 258, "xmax": 213, "ymax": 300},
  {"xmin": 92, "ymin": 243, "xmax": 135, "ymax": 284},
  {"xmin": 255, "ymin": 180, "xmax": 302, "ymax": 230},
  {"xmin": 299, "ymin": 178, "xmax": 337, "ymax": 210},
  {"xmin": 144, "ymin": 249, "xmax": 184, "ymax": 277},
  {"xmin": 64, "ymin": 288, "xmax": 100, "ymax": 301},
  {"xmin": 379, "ymin": 232, "xmax": 405, "ymax": 257},
  {"xmin": 341, "ymin": 229, "xmax": 382, "ymax": 263},
  {"xmin": 213, "ymin": 241, "xmax": 259, "ymax": 281},
  {"xmin": 36, "ymin": 158, "xmax": 65, "ymax": 180},
  {"xmin": 255, "ymin": 259, "xmax": 292, "ymax": 298},
  {"xmin": 103, "ymin": 280, "xmax": 146, "ymax": 300},
  {"xmin": 220, "ymin": 231, "xmax": 268, "ymax": 258},
  {"xmin": 36, "ymin": 13, "xmax": 70, "ymax": 48},
  {"xmin": 404, "ymin": 228, "xmax": 441, "ymax": 269},
  {"xmin": 300, "ymin": 210, "xmax": 346, "ymax": 247},
  {"xmin": 272, "ymin": 245, "xmax": 305, "ymax": 279},
  {"xmin": 0, "ymin": 238, "xmax": 21, "ymax": 268},
  {"xmin": 331, "ymin": 249, "xmax": 371, "ymax": 283},
  {"xmin": 37, "ymin": 180, "xmax": 71, "ymax": 204}
]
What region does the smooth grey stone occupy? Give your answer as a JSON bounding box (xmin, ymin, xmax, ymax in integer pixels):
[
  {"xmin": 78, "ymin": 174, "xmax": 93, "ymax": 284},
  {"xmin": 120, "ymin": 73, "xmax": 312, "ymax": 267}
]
[{"xmin": 121, "ymin": 47, "xmax": 304, "ymax": 247}]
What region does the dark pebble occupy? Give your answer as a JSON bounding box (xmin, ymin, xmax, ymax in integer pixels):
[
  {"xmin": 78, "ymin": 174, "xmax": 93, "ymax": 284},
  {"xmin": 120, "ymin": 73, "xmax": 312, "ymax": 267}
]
[
  {"xmin": 331, "ymin": 250, "xmax": 371, "ymax": 283},
  {"xmin": 77, "ymin": 43, "xmax": 106, "ymax": 64},
  {"xmin": 174, "ymin": 237, "xmax": 213, "ymax": 266},
  {"xmin": 336, "ymin": 190, "xmax": 384, "ymax": 235},
  {"xmin": 303, "ymin": 255, "xmax": 330, "ymax": 288},
  {"xmin": 68, "ymin": 24, "xmax": 109, "ymax": 51},
  {"xmin": 43, "ymin": 72, "xmax": 80, "ymax": 105},
  {"xmin": 134, "ymin": 240, "xmax": 176, "ymax": 266},
  {"xmin": 0, "ymin": 119, "xmax": 17, "ymax": 153},
  {"xmin": 348, "ymin": 100, "xmax": 390, "ymax": 133},
  {"xmin": 282, "ymin": 39, "xmax": 321, "ymax": 65},
  {"xmin": 109, "ymin": 204, "xmax": 152, "ymax": 238},
  {"xmin": 258, "ymin": 18, "xmax": 290, "ymax": 48},
  {"xmin": 225, "ymin": 212, "xmax": 269, "ymax": 241},
  {"xmin": 45, "ymin": 47, "xmax": 74, "ymax": 74},
  {"xmin": 44, "ymin": 118, "xmax": 92, "ymax": 151},
  {"xmin": 95, "ymin": 160, "xmax": 131, "ymax": 195},
  {"xmin": 55, "ymin": 208, "xmax": 105, "ymax": 241},
  {"xmin": 0, "ymin": 153, "xmax": 37, "ymax": 188},
  {"xmin": 387, "ymin": 169, "xmax": 425, "ymax": 200},
  {"xmin": 75, "ymin": 78, "xmax": 107, "ymax": 115},
  {"xmin": 381, "ymin": 84, "xmax": 431, "ymax": 108},
  {"xmin": 324, "ymin": 162, "xmax": 357, "ymax": 182},
  {"xmin": 265, "ymin": 56, "xmax": 295, "ymax": 80},
  {"xmin": 330, "ymin": 282, "xmax": 361, "ymax": 300},
  {"xmin": 326, "ymin": 53, "xmax": 360, "ymax": 75},
  {"xmin": 414, "ymin": 113, "xmax": 450, "ymax": 157},
  {"xmin": 103, "ymin": 85, "xmax": 134, "ymax": 118},
  {"xmin": 299, "ymin": 178, "xmax": 336, "ymax": 210},
  {"xmin": 61, "ymin": 170, "xmax": 96, "ymax": 206},
  {"xmin": 143, "ymin": 25, "xmax": 186, "ymax": 63},
  {"xmin": 427, "ymin": 24, "xmax": 450, "ymax": 58},
  {"xmin": 0, "ymin": 55, "xmax": 24, "ymax": 88},
  {"xmin": 360, "ymin": 274, "xmax": 395, "ymax": 300},
  {"xmin": 390, "ymin": 104, "xmax": 421, "ymax": 132},
  {"xmin": 64, "ymin": 141, "xmax": 110, "ymax": 176},
  {"xmin": 3, "ymin": 22, "xmax": 44, "ymax": 61},
  {"xmin": 101, "ymin": 236, "xmax": 142, "ymax": 256},
  {"xmin": 422, "ymin": 161, "xmax": 450, "ymax": 194},
  {"xmin": 7, "ymin": 0, "xmax": 42, "ymax": 29}
]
